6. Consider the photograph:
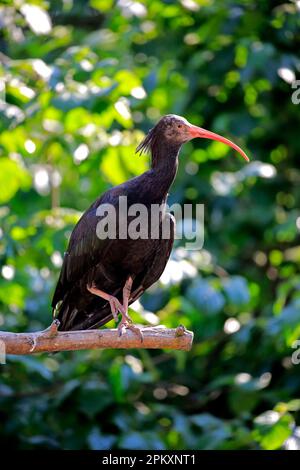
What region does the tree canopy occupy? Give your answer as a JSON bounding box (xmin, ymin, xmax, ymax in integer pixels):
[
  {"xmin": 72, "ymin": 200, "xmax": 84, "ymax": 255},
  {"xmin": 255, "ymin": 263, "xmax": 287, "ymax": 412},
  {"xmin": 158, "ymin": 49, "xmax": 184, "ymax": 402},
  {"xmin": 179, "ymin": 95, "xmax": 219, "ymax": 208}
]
[{"xmin": 0, "ymin": 0, "xmax": 300, "ymax": 450}]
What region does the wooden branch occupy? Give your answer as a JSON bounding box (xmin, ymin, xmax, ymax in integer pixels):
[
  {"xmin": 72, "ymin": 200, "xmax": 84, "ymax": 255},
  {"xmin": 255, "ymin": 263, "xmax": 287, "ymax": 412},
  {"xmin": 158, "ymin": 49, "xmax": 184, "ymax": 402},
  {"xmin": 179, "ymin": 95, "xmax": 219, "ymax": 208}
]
[{"xmin": 0, "ymin": 321, "xmax": 193, "ymax": 355}]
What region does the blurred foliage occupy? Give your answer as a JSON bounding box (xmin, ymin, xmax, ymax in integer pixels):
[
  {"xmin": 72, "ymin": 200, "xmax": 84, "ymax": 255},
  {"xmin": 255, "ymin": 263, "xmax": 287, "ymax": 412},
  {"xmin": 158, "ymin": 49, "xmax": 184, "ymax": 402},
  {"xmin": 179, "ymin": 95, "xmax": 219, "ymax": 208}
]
[{"xmin": 1, "ymin": 0, "xmax": 300, "ymax": 451}]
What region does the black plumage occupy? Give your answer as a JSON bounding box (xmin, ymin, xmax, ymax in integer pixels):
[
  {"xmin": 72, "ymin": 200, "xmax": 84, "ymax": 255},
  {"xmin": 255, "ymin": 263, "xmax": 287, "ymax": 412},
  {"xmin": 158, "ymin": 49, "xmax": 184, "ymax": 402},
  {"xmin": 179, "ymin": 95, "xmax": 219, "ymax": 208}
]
[{"xmin": 52, "ymin": 114, "xmax": 248, "ymax": 333}]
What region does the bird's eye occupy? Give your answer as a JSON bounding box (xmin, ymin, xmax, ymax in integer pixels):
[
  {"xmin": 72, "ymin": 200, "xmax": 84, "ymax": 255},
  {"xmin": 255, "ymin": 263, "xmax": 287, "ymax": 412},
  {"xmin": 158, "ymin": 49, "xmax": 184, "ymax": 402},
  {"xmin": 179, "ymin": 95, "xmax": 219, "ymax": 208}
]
[{"xmin": 178, "ymin": 124, "xmax": 182, "ymax": 128}]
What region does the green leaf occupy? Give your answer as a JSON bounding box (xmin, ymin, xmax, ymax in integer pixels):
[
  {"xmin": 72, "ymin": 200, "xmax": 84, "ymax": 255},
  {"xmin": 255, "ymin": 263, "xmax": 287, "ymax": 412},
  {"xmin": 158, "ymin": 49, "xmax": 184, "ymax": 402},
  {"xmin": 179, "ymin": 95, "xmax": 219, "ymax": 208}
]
[
  {"xmin": 90, "ymin": 0, "xmax": 114, "ymax": 12},
  {"xmin": 253, "ymin": 412, "xmax": 293, "ymax": 450},
  {"xmin": 78, "ymin": 382, "xmax": 112, "ymax": 418},
  {"xmin": 0, "ymin": 158, "xmax": 31, "ymax": 203},
  {"xmin": 0, "ymin": 282, "xmax": 26, "ymax": 308}
]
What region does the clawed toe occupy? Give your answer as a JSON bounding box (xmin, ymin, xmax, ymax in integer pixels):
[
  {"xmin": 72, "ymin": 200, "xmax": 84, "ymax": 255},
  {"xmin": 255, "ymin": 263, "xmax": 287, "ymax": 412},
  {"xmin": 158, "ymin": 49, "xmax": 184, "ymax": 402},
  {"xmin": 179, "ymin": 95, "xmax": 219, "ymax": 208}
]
[
  {"xmin": 129, "ymin": 323, "xmax": 144, "ymax": 343},
  {"xmin": 118, "ymin": 321, "xmax": 143, "ymax": 342},
  {"xmin": 118, "ymin": 321, "xmax": 128, "ymax": 337},
  {"xmin": 86, "ymin": 278, "xmax": 142, "ymax": 340},
  {"xmin": 86, "ymin": 284, "xmax": 125, "ymax": 321}
]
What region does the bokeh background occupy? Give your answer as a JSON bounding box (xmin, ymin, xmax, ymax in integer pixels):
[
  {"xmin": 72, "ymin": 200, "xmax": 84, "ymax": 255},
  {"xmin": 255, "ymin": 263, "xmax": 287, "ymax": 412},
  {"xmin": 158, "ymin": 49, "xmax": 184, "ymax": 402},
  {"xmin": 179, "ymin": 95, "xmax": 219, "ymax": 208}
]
[{"xmin": 1, "ymin": 0, "xmax": 300, "ymax": 450}]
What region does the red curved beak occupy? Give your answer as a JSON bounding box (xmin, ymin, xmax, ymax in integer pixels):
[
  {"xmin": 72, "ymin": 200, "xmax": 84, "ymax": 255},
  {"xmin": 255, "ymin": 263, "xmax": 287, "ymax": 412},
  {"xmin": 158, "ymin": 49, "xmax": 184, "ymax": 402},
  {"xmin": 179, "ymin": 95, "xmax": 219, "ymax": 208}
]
[{"xmin": 189, "ymin": 125, "xmax": 249, "ymax": 162}]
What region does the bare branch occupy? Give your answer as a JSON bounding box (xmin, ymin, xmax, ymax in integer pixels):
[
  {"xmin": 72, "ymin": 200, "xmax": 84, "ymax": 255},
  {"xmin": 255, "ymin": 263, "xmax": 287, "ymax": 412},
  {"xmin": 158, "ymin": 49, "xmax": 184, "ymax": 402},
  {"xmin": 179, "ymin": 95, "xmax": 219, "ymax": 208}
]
[{"xmin": 0, "ymin": 322, "xmax": 193, "ymax": 355}]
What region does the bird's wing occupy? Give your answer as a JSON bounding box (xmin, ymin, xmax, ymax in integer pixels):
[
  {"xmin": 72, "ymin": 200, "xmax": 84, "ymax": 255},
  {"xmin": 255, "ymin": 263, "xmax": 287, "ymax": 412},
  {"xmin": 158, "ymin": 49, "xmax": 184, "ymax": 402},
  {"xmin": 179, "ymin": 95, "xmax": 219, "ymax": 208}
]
[
  {"xmin": 51, "ymin": 192, "xmax": 116, "ymax": 311},
  {"xmin": 131, "ymin": 212, "xmax": 175, "ymax": 300},
  {"xmin": 61, "ymin": 213, "xmax": 175, "ymax": 331}
]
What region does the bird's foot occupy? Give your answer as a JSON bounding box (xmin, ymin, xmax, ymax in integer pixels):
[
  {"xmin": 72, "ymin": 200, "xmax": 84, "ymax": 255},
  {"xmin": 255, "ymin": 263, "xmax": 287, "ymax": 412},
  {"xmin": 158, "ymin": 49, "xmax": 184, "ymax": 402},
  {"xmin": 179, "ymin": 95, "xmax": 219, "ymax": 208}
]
[
  {"xmin": 108, "ymin": 297, "xmax": 126, "ymax": 323},
  {"xmin": 42, "ymin": 319, "xmax": 60, "ymax": 337},
  {"xmin": 87, "ymin": 283, "xmax": 125, "ymax": 322},
  {"xmin": 118, "ymin": 318, "xmax": 144, "ymax": 343}
]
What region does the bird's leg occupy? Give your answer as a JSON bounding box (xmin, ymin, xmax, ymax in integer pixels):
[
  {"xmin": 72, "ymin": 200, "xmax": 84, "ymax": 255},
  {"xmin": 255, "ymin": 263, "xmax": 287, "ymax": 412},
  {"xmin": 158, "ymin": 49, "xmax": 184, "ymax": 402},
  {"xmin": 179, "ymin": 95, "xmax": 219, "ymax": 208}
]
[
  {"xmin": 122, "ymin": 275, "xmax": 133, "ymax": 321},
  {"xmin": 86, "ymin": 283, "xmax": 125, "ymax": 323},
  {"xmin": 118, "ymin": 276, "xmax": 143, "ymax": 342}
]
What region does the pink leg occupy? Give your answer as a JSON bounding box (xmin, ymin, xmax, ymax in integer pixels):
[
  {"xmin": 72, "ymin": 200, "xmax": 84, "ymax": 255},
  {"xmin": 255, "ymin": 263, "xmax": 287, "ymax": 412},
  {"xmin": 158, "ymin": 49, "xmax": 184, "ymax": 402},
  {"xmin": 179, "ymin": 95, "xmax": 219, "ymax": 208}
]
[
  {"xmin": 87, "ymin": 283, "xmax": 125, "ymax": 323},
  {"xmin": 118, "ymin": 276, "xmax": 143, "ymax": 342}
]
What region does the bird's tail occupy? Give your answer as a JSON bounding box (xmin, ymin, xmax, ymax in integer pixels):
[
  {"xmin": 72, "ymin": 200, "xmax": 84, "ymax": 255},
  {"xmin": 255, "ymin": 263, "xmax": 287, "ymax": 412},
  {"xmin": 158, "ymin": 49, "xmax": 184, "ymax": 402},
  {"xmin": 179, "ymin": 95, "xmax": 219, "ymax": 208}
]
[{"xmin": 53, "ymin": 290, "xmax": 117, "ymax": 331}]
